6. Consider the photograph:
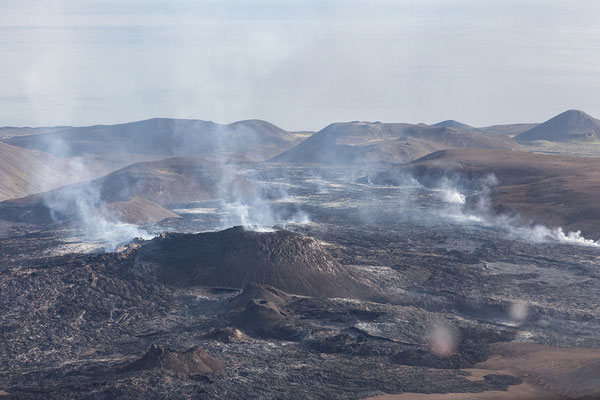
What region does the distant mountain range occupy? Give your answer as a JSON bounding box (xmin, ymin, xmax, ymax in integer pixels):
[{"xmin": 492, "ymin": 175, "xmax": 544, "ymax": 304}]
[
  {"xmin": 432, "ymin": 109, "xmax": 600, "ymax": 143},
  {"xmin": 1, "ymin": 110, "xmax": 598, "ymax": 226},
  {"xmin": 5, "ymin": 118, "xmax": 301, "ymax": 162},
  {"xmin": 432, "ymin": 120, "xmax": 538, "ymax": 136},
  {"xmin": 270, "ymin": 121, "xmax": 521, "ymax": 164},
  {"xmin": 0, "ymin": 126, "xmax": 71, "ymax": 139}
]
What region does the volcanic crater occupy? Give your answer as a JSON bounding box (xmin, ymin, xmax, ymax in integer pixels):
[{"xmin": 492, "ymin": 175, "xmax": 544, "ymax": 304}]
[{"xmin": 136, "ymin": 226, "xmax": 369, "ymax": 298}]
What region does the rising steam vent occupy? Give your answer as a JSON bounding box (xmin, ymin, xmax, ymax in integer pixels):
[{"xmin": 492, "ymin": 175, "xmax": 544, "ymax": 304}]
[
  {"xmin": 122, "ymin": 344, "xmax": 224, "ymax": 375},
  {"xmin": 137, "ymin": 226, "xmax": 366, "ymax": 298}
]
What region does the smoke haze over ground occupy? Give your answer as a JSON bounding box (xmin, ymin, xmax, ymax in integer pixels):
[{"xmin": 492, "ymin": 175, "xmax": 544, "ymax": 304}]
[{"xmin": 426, "ymin": 173, "xmax": 600, "ymax": 248}]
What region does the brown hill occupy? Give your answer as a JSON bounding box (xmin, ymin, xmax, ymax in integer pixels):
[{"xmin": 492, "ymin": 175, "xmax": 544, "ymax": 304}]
[
  {"xmin": 232, "ymin": 298, "xmax": 297, "ymax": 340},
  {"xmin": 105, "ymin": 197, "xmax": 181, "ymax": 224},
  {"xmin": 515, "ymin": 109, "xmax": 600, "ymax": 143},
  {"xmin": 92, "ymin": 156, "xmax": 258, "ymax": 205},
  {"xmin": 405, "ymin": 149, "xmax": 600, "ymax": 239},
  {"xmin": 0, "ymin": 142, "xmax": 98, "ymax": 202},
  {"xmin": 224, "ymin": 284, "xmax": 300, "ymax": 339},
  {"xmin": 368, "ymin": 342, "xmax": 600, "ymax": 400},
  {"xmin": 270, "ymin": 122, "xmax": 521, "ymax": 164},
  {"xmin": 0, "ymin": 157, "xmax": 258, "ymax": 225},
  {"xmin": 6, "ymin": 118, "xmax": 300, "ymax": 161},
  {"xmin": 136, "ymin": 226, "xmax": 367, "ymax": 298}
]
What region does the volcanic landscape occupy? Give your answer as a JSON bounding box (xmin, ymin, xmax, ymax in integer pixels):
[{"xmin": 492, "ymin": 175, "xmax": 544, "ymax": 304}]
[{"xmin": 1, "ymin": 113, "xmax": 600, "ymax": 399}]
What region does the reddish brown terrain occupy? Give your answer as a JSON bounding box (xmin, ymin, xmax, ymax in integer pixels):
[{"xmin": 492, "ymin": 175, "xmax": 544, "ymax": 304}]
[
  {"xmin": 367, "ymin": 342, "xmax": 600, "ymax": 400},
  {"xmin": 405, "ymin": 149, "xmax": 600, "ymax": 239}
]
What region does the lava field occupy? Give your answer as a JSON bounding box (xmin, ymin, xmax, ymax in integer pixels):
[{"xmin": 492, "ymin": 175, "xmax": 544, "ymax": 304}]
[{"xmin": 1, "ymin": 164, "xmax": 599, "ymax": 399}]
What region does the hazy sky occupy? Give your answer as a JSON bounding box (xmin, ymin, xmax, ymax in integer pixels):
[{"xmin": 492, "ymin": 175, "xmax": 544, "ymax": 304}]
[{"xmin": 1, "ymin": 0, "xmax": 599, "ymax": 130}]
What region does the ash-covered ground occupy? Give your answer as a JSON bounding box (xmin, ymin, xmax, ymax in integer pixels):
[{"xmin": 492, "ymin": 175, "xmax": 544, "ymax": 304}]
[{"xmin": 1, "ymin": 164, "xmax": 599, "ymax": 399}]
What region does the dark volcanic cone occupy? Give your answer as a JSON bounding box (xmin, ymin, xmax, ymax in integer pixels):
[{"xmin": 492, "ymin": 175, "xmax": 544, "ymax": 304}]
[
  {"xmin": 138, "ymin": 226, "xmax": 367, "ymax": 298},
  {"xmin": 122, "ymin": 344, "xmax": 223, "ymax": 375}
]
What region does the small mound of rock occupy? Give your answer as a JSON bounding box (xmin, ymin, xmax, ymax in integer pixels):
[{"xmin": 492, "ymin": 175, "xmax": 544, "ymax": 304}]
[
  {"xmin": 204, "ymin": 327, "xmax": 249, "ymax": 343},
  {"xmin": 310, "ymin": 333, "xmax": 368, "ymax": 354},
  {"xmin": 227, "ymin": 283, "xmax": 291, "ymax": 311},
  {"xmin": 122, "ymin": 344, "xmax": 224, "ymax": 375},
  {"xmin": 231, "ymin": 298, "xmax": 299, "ymax": 340}
]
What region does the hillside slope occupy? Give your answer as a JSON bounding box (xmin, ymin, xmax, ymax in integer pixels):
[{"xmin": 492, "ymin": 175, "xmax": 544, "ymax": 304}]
[
  {"xmin": 6, "ymin": 118, "xmax": 300, "ymax": 161},
  {"xmin": 0, "ymin": 157, "xmax": 258, "ymax": 225},
  {"xmin": 515, "ymin": 110, "xmax": 600, "ymax": 143},
  {"xmin": 405, "ymin": 149, "xmax": 600, "ymax": 239},
  {"xmin": 0, "ymin": 142, "xmax": 96, "ymax": 201},
  {"xmin": 270, "ymin": 122, "xmax": 521, "ymax": 164}
]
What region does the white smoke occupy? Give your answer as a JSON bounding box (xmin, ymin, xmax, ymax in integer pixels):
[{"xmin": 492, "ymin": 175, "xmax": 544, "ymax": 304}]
[
  {"xmin": 436, "ymin": 174, "xmax": 600, "ymax": 248},
  {"xmin": 435, "ymin": 176, "xmax": 466, "ymax": 205},
  {"xmin": 209, "ymin": 131, "xmax": 312, "ymax": 233},
  {"xmin": 42, "ymin": 179, "xmax": 153, "ymax": 250},
  {"xmin": 492, "ymin": 214, "xmax": 600, "ymax": 247},
  {"xmin": 31, "ymin": 133, "xmax": 156, "ymax": 250},
  {"xmin": 221, "ymin": 200, "xmax": 276, "ymax": 232},
  {"xmin": 439, "ymin": 188, "xmax": 466, "ymax": 205},
  {"xmin": 220, "ymin": 192, "xmax": 312, "ymax": 233}
]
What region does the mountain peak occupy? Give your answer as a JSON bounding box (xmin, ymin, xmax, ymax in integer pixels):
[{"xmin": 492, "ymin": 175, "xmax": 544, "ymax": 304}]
[
  {"xmin": 515, "ymin": 109, "xmax": 600, "ymax": 143},
  {"xmin": 432, "ymin": 120, "xmax": 473, "ymax": 130}
]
